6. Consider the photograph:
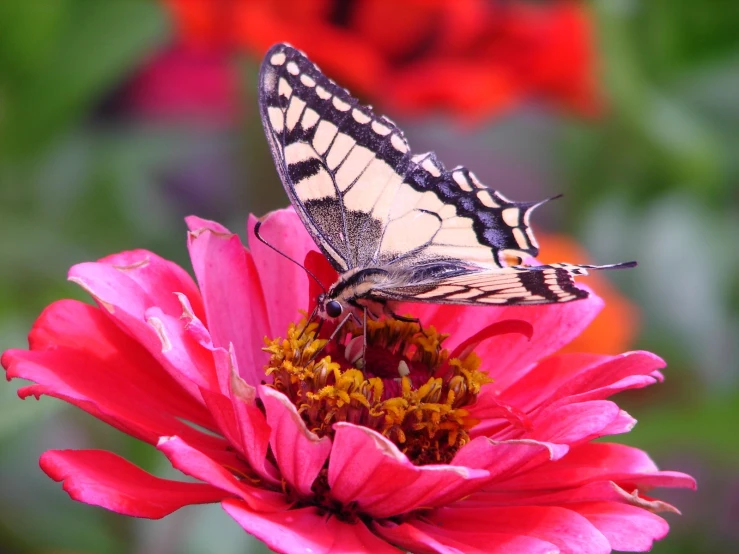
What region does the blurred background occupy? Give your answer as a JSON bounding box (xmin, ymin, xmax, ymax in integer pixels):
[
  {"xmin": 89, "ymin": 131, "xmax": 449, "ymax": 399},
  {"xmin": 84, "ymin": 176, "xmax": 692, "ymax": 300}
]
[{"xmin": 0, "ymin": 1, "xmax": 737, "ymax": 552}]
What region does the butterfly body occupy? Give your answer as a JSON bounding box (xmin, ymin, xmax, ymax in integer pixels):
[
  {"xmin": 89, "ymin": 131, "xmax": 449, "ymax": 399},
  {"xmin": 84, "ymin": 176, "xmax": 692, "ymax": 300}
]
[{"xmin": 259, "ymin": 43, "xmax": 634, "ymax": 322}]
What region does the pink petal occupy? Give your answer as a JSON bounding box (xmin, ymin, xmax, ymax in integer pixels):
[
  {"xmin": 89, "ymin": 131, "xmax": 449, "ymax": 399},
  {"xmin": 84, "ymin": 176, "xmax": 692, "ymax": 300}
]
[
  {"xmin": 186, "ymin": 217, "xmax": 270, "ymax": 389},
  {"xmin": 143, "ymin": 305, "xmax": 220, "ymax": 392},
  {"xmin": 431, "ymin": 505, "xmax": 611, "ymax": 554},
  {"xmin": 573, "ymin": 502, "xmax": 670, "ymax": 552},
  {"xmin": 466, "ymin": 480, "xmax": 678, "ymax": 511},
  {"xmin": 503, "ymin": 351, "xmax": 665, "ymax": 415},
  {"xmin": 496, "ymin": 352, "xmax": 609, "ymax": 412},
  {"xmin": 97, "ymin": 249, "xmax": 205, "ymax": 320},
  {"xmin": 528, "ymin": 400, "xmax": 622, "ymax": 445},
  {"xmin": 452, "ymin": 437, "xmax": 567, "ymax": 483},
  {"xmin": 199, "ymin": 374, "xmax": 278, "ymax": 483},
  {"xmin": 67, "ymin": 259, "xmax": 212, "ymax": 400},
  {"xmin": 411, "ymin": 294, "xmax": 605, "ymax": 390},
  {"xmin": 3, "ymin": 301, "xmax": 223, "ymax": 451},
  {"xmin": 41, "ymin": 449, "xmax": 225, "ymax": 518},
  {"xmin": 157, "ymin": 436, "xmax": 286, "ymax": 511},
  {"xmin": 328, "ymin": 423, "xmax": 489, "ymax": 518},
  {"xmin": 501, "ymin": 442, "xmax": 697, "ymax": 492},
  {"xmin": 223, "ymin": 499, "xmax": 398, "ymax": 554},
  {"xmin": 374, "ymin": 519, "xmax": 559, "ymax": 554},
  {"xmin": 550, "ymin": 351, "xmax": 665, "ymax": 401},
  {"xmin": 247, "ymin": 209, "xmax": 321, "ymax": 337},
  {"xmin": 260, "ymin": 386, "xmax": 331, "ymax": 496}
]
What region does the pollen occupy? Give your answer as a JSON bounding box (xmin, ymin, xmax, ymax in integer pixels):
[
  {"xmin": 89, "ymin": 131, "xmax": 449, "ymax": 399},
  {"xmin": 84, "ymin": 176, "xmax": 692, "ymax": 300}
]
[{"xmin": 263, "ymin": 318, "xmax": 492, "ymax": 465}]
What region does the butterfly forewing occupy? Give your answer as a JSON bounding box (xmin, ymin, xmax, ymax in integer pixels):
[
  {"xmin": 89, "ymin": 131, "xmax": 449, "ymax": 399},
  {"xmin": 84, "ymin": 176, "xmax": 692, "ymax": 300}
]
[
  {"xmin": 259, "ymin": 43, "xmax": 634, "ymax": 309},
  {"xmin": 260, "ymin": 44, "xmax": 545, "ymax": 272}
]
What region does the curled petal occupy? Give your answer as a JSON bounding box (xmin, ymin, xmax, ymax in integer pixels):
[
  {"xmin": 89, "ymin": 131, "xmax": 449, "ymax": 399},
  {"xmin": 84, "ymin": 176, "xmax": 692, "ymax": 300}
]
[
  {"xmin": 187, "ymin": 217, "xmax": 270, "ymax": 390},
  {"xmin": 260, "ymin": 386, "xmax": 331, "ymax": 496},
  {"xmin": 157, "ymin": 436, "xmax": 285, "ymax": 511},
  {"xmin": 447, "ymin": 319, "xmax": 534, "ymax": 364},
  {"xmin": 40, "ymin": 449, "xmax": 225, "ymax": 518},
  {"xmin": 3, "ymin": 301, "xmax": 222, "ymax": 451},
  {"xmin": 574, "ymin": 502, "xmax": 670, "ymax": 552},
  {"xmin": 452, "ymin": 437, "xmax": 567, "ymax": 484},
  {"xmin": 528, "ymin": 400, "xmax": 622, "ymax": 446},
  {"xmin": 501, "ymin": 442, "xmax": 697, "ymax": 492},
  {"xmin": 328, "ymin": 423, "xmax": 489, "ymax": 518},
  {"xmin": 96, "ymin": 249, "xmax": 204, "ymax": 320}
]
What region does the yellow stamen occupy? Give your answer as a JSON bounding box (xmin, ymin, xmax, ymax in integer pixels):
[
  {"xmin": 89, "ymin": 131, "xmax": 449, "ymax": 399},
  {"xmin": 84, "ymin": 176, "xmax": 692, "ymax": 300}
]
[{"xmin": 264, "ymin": 318, "xmax": 493, "ymax": 465}]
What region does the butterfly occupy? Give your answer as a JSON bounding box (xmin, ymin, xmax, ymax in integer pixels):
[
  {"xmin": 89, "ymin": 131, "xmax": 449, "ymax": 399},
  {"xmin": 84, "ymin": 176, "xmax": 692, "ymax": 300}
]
[{"xmin": 258, "ymin": 43, "xmax": 634, "ymax": 329}]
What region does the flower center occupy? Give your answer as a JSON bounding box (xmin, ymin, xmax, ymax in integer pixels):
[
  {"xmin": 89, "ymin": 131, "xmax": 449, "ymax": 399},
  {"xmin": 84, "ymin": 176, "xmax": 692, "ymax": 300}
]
[{"xmin": 263, "ymin": 317, "xmax": 492, "ymax": 466}]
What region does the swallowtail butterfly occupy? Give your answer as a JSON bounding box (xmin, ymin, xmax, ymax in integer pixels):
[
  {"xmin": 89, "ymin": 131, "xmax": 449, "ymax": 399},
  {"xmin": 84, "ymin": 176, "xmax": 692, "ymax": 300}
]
[{"xmin": 259, "ymin": 43, "xmax": 634, "ymax": 325}]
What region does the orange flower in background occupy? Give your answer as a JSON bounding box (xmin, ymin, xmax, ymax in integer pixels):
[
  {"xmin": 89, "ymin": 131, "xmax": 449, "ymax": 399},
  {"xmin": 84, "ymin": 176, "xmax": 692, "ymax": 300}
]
[
  {"xmin": 537, "ymin": 234, "xmax": 639, "ymax": 355},
  {"xmin": 162, "ymin": 0, "xmax": 600, "ymax": 120}
]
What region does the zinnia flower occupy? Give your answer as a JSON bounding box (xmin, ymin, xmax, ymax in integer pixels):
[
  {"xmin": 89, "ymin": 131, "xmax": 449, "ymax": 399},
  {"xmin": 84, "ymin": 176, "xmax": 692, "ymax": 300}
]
[
  {"xmin": 2, "ymin": 209, "xmax": 694, "ymax": 553},
  {"xmin": 161, "ymin": 0, "xmax": 600, "ymax": 119}
]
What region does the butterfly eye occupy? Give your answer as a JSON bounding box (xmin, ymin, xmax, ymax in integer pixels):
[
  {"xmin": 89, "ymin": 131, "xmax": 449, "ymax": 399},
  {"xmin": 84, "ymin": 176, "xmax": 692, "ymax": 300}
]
[{"xmin": 325, "ymin": 300, "xmax": 343, "ymax": 318}]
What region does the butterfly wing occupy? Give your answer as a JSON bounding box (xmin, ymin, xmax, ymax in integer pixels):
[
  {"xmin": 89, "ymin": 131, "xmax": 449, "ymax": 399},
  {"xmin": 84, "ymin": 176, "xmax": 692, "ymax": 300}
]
[
  {"xmin": 259, "ymin": 44, "xmax": 547, "ymax": 274},
  {"xmin": 371, "ymin": 262, "xmax": 635, "ymax": 306}
]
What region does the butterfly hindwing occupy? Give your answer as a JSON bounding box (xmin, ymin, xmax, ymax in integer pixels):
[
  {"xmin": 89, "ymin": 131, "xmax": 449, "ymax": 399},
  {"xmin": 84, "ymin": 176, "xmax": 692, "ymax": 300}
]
[{"xmin": 259, "ymin": 43, "xmax": 548, "ymax": 274}]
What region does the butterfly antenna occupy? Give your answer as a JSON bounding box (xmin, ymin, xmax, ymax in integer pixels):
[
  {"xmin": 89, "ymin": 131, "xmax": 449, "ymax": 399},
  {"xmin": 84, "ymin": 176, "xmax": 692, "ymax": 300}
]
[{"xmin": 253, "ymin": 221, "xmax": 327, "ymax": 294}]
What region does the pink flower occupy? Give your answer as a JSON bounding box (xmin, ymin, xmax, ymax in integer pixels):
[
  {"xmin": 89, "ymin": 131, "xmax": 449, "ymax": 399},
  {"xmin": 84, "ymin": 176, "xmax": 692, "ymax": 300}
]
[{"xmin": 2, "ymin": 209, "xmax": 694, "ymax": 553}]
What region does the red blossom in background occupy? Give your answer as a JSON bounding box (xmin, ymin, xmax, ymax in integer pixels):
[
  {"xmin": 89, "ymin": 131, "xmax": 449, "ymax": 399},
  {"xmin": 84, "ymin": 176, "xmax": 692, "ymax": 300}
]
[
  {"xmin": 3, "ymin": 209, "xmax": 693, "ymax": 553},
  {"xmin": 126, "ymin": 44, "xmax": 238, "ymax": 122},
  {"xmin": 161, "ymin": 0, "xmax": 601, "ymax": 120}
]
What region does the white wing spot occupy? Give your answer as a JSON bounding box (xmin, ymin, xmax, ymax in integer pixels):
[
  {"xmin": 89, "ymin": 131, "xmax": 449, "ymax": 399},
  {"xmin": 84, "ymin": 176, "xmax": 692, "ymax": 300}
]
[
  {"xmin": 352, "ymin": 108, "xmax": 371, "ymax": 124},
  {"xmin": 300, "ymin": 74, "xmax": 316, "ymax": 87},
  {"xmin": 371, "ymin": 121, "xmax": 392, "ymax": 136},
  {"xmin": 270, "ymin": 52, "xmax": 286, "ymax": 66},
  {"xmin": 316, "ymin": 85, "xmax": 331, "ymax": 100},
  {"xmin": 301, "ymin": 108, "xmax": 320, "ymax": 130},
  {"xmin": 267, "ymin": 106, "xmax": 284, "ymax": 133},
  {"xmin": 476, "ymin": 190, "xmax": 500, "ymax": 208},
  {"xmin": 332, "ymin": 96, "xmax": 351, "ymax": 111},
  {"xmin": 278, "ymin": 78, "xmax": 292, "ymax": 99},
  {"xmin": 421, "ymin": 158, "xmax": 441, "ymax": 177},
  {"xmin": 285, "ymin": 96, "xmax": 306, "ymax": 131},
  {"xmin": 286, "ymin": 61, "xmax": 300, "ymax": 75},
  {"xmin": 452, "ymin": 170, "xmax": 473, "ymax": 191},
  {"xmin": 502, "ymin": 207, "xmax": 520, "ymax": 227},
  {"xmin": 469, "ymin": 172, "xmax": 484, "ymax": 188},
  {"xmin": 512, "ymin": 227, "xmax": 529, "ymax": 249},
  {"xmin": 391, "ymin": 134, "xmax": 409, "ymax": 153}
]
